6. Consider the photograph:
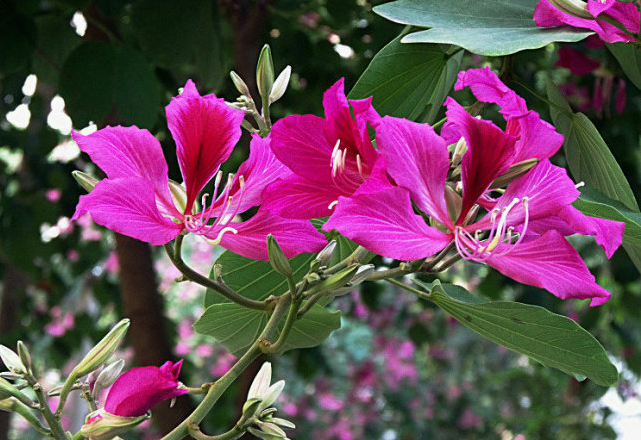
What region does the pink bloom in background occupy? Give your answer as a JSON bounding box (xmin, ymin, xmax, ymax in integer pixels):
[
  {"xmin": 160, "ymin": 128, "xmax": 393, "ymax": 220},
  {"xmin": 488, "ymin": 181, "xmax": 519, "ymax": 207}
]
[
  {"xmin": 72, "ymin": 80, "xmax": 325, "ymax": 260},
  {"xmin": 326, "ymin": 67, "xmax": 624, "ymax": 306},
  {"xmin": 534, "ymin": 0, "xmax": 640, "ymax": 43},
  {"xmin": 45, "ymin": 188, "xmax": 61, "ymax": 202},
  {"xmin": 556, "ymin": 46, "xmax": 600, "ymax": 75},
  {"xmin": 104, "ymin": 360, "xmax": 188, "ymax": 417},
  {"xmin": 261, "ymin": 78, "xmax": 386, "ymax": 219}
]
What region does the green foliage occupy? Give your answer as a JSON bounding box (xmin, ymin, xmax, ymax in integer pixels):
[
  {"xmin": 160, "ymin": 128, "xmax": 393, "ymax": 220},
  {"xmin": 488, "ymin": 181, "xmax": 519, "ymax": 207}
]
[
  {"xmin": 349, "ymin": 36, "xmax": 462, "ymax": 123},
  {"xmin": 418, "ymin": 280, "xmax": 619, "ymax": 386},
  {"xmin": 197, "ymin": 250, "xmax": 341, "ymax": 355},
  {"xmin": 607, "ymin": 43, "xmax": 641, "ymax": 90},
  {"xmin": 374, "ymin": 0, "xmax": 592, "ymax": 56}
]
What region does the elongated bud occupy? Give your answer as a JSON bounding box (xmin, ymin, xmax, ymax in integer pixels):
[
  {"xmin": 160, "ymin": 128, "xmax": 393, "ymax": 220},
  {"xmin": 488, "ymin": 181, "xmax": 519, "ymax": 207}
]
[
  {"xmin": 349, "ymin": 264, "xmax": 375, "ymax": 286},
  {"xmin": 267, "ymin": 235, "xmax": 292, "ymax": 277},
  {"xmin": 443, "ymin": 185, "xmax": 462, "ymax": 225},
  {"xmin": 310, "ymin": 240, "xmax": 336, "ymax": 272},
  {"xmin": 230, "ymin": 71, "xmax": 252, "ymax": 98},
  {"xmin": 451, "ymin": 137, "xmax": 467, "ymax": 166},
  {"xmin": 269, "ymin": 66, "xmax": 291, "ymax": 104},
  {"xmin": 92, "ymin": 359, "xmax": 125, "ymax": 401},
  {"xmin": 317, "ymin": 264, "xmax": 360, "ymax": 291},
  {"xmin": 490, "ymin": 158, "xmax": 539, "ymax": 189},
  {"xmin": 16, "ymin": 342, "xmax": 31, "ymax": 373},
  {"xmin": 73, "ymin": 319, "xmax": 130, "ymax": 378},
  {"xmin": 256, "ymin": 45, "xmax": 275, "ymax": 104},
  {"xmin": 72, "ymin": 170, "xmax": 99, "ymax": 193},
  {"xmin": 168, "ymin": 179, "xmax": 188, "ymax": 214},
  {"xmin": 80, "ymin": 409, "xmax": 148, "ymax": 440},
  {"xmin": 0, "ymin": 346, "xmax": 25, "ymax": 374},
  {"xmin": 242, "ymin": 398, "xmax": 262, "ymax": 418}
]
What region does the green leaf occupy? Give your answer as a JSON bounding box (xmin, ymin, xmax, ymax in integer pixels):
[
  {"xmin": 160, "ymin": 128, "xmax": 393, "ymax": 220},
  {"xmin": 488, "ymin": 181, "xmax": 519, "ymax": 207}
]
[
  {"xmin": 348, "ymin": 35, "xmax": 463, "ymax": 123},
  {"xmin": 417, "ymin": 280, "xmax": 618, "ymax": 386},
  {"xmin": 545, "ymin": 77, "xmax": 638, "ymax": 211},
  {"xmin": 32, "ymin": 14, "xmax": 82, "ymax": 84},
  {"xmin": 607, "ymin": 43, "xmax": 641, "ymax": 90},
  {"xmin": 311, "ymin": 217, "xmax": 374, "ymax": 264},
  {"xmin": 198, "ymin": 250, "xmax": 341, "ymax": 355},
  {"xmin": 374, "ymin": 0, "xmax": 592, "ymax": 56}
]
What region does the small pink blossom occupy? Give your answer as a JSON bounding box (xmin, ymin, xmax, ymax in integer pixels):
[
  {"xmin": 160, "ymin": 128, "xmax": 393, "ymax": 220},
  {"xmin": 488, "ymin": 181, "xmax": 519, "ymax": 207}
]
[{"xmin": 46, "ymin": 189, "xmax": 61, "ymax": 202}]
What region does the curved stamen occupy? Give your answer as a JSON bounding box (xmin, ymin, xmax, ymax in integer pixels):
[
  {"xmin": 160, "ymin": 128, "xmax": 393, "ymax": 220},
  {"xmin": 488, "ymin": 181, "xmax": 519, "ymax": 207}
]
[{"xmin": 205, "ymin": 226, "xmax": 238, "ymax": 246}]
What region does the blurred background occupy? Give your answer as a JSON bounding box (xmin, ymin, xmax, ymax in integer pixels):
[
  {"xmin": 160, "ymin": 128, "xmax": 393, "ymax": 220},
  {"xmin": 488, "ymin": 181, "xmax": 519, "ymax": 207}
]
[{"xmin": 1, "ymin": 1, "xmax": 640, "ymax": 439}]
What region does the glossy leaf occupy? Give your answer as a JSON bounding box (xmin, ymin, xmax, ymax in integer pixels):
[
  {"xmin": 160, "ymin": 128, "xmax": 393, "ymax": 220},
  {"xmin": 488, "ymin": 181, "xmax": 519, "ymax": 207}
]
[
  {"xmin": 416, "ymin": 280, "xmax": 618, "ymax": 386},
  {"xmin": 374, "ymin": 0, "xmax": 591, "ymax": 56},
  {"xmin": 546, "ymin": 77, "xmax": 638, "ymax": 211},
  {"xmin": 349, "ymin": 35, "xmax": 463, "ymax": 123},
  {"xmin": 607, "ymin": 43, "xmax": 641, "ymax": 90}
]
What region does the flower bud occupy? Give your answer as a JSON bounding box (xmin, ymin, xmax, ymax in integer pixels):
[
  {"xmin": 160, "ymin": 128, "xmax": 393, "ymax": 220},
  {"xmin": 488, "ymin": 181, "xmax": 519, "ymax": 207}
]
[
  {"xmin": 72, "ymin": 170, "xmax": 99, "ymax": 193},
  {"xmin": 16, "ymin": 341, "xmax": 31, "ymax": 373},
  {"xmin": 490, "ymin": 158, "xmax": 539, "ymax": 189},
  {"xmin": 80, "ymin": 409, "xmax": 148, "ymax": 440},
  {"xmin": 269, "ymin": 66, "xmax": 291, "ymax": 104},
  {"xmin": 230, "ymin": 71, "xmax": 252, "ymax": 98},
  {"xmin": 311, "ymin": 240, "xmax": 337, "ymax": 271},
  {"xmin": 92, "ymin": 360, "xmax": 125, "ymax": 401},
  {"xmin": 348, "ymin": 264, "xmax": 375, "ymax": 286},
  {"xmin": 267, "ymin": 235, "xmax": 292, "ymax": 278},
  {"xmin": 451, "ymin": 137, "xmax": 467, "ymax": 166},
  {"xmin": 168, "ymin": 179, "xmax": 188, "ymax": 214},
  {"xmin": 242, "ymin": 397, "xmax": 262, "ymax": 418},
  {"xmin": 0, "ymin": 345, "xmax": 25, "ymax": 374},
  {"xmin": 73, "ymin": 319, "xmax": 130, "ymax": 378},
  {"xmin": 271, "ymin": 417, "xmax": 295, "ymax": 430},
  {"xmin": 316, "ymin": 264, "xmax": 359, "ymax": 291},
  {"xmin": 256, "ymin": 45, "xmax": 275, "ymax": 104},
  {"xmin": 247, "ymin": 426, "xmax": 288, "ymax": 440}
]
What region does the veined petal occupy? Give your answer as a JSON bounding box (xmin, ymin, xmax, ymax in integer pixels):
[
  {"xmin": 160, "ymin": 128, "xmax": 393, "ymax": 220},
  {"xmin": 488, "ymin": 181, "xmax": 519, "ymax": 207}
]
[
  {"xmin": 454, "ymin": 67, "xmax": 528, "ymax": 118},
  {"xmin": 72, "ymin": 178, "xmax": 183, "ymax": 245},
  {"xmin": 166, "ymin": 80, "xmax": 244, "ymax": 212},
  {"xmin": 485, "ymin": 230, "xmax": 611, "ymax": 306},
  {"xmin": 260, "ymin": 175, "xmax": 346, "ymax": 219},
  {"xmin": 271, "ymin": 114, "xmax": 334, "ymax": 184},
  {"xmin": 72, "ymin": 127, "xmax": 175, "ymax": 213},
  {"xmin": 443, "ymin": 97, "xmax": 517, "ymax": 223},
  {"xmin": 323, "ymin": 187, "xmax": 452, "ymax": 261},
  {"xmin": 350, "ymin": 95, "xmax": 380, "ymax": 166},
  {"xmin": 605, "ymin": 1, "xmax": 640, "ymax": 34},
  {"xmin": 557, "ymin": 206, "xmax": 624, "ymax": 258},
  {"xmin": 215, "ymin": 209, "xmax": 326, "ymax": 260},
  {"xmin": 586, "ymin": 0, "xmax": 615, "ymax": 17},
  {"xmin": 322, "ymin": 79, "xmax": 362, "ymax": 152},
  {"xmin": 473, "ymin": 161, "xmax": 579, "ymax": 230},
  {"xmin": 376, "ymin": 116, "xmax": 451, "ymax": 227}
]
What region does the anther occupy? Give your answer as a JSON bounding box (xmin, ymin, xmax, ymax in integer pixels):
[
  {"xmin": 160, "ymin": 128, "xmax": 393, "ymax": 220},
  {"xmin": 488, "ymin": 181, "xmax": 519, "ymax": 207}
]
[
  {"xmin": 328, "ymin": 200, "xmax": 339, "ymax": 210},
  {"xmin": 356, "ymin": 154, "xmax": 363, "ymax": 177}
]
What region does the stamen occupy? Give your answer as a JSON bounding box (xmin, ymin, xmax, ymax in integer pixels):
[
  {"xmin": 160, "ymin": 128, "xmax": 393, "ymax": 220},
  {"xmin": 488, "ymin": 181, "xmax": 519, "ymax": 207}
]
[
  {"xmin": 356, "ymin": 154, "xmax": 363, "ymax": 177},
  {"xmin": 206, "ymin": 226, "xmax": 238, "ymax": 246},
  {"xmin": 341, "ymin": 149, "xmax": 347, "ymax": 171},
  {"xmin": 328, "ymin": 200, "xmax": 339, "ymax": 210},
  {"xmin": 575, "ymin": 181, "xmax": 585, "ymax": 189}
]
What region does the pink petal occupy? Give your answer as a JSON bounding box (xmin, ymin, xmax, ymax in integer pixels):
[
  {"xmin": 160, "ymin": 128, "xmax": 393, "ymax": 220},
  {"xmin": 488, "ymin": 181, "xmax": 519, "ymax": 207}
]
[
  {"xmin": 323, "ymin": 187, "xmax": 452, "ymax": 261},
  {"xmin": 72, "ymin": 178, "xmax": 182, "ymax": 245},
  {"xmin": 105, "ymin": 361, "xmax": 188, "ymax": 417},
  {"xmin": 556, "ymin": 46, "xmax": 601, "ymax": 75},
  {"xmin": 166, "ymin": 80, "xmax": 245, "ymax": 212},
  {"xmin": 605, "ymin": 2, "xmax": 640, "ymax": 34},
  {"xmin": 486, "ymin": 230, "xmax": 611, "ymax": 306},
  {"xmin": 443, "ymin": 98, "xmax": 517, "ymax": 223},
  {"xmin": 376, "ymin": 116, "xmax": 451, "ymax": 227},
  {"xmin": 271, "ymin": 114, "xmax": 335, "ymax": 184},
  {"xmin": 557, "ymin": 206, "xmax": 624, "ymax": 258},
  {"xmin": 215, "ymin": 209, "xmax": 326, "ymax": 260},
  {"xmin": 72, "ymin": 127, "xmax": 175, "ymax": 213},
  {"xmin": 260, "ymin": 174, "xmax": 347, "ymax": 219},
  {"xmin": 454, "ymin": 67, "xmax": 528, "ymax": 118},
  {"xmin": 586, "ymin": 0, "xmax": 615, "ymax": 18}
]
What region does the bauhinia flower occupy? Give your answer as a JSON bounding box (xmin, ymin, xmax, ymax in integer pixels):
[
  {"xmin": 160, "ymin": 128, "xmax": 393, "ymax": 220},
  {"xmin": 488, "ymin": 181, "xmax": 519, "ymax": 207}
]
[
  {"xmin": 534, "ymin": 0, "xmax": 640, "ymax": 43},
  {"xmin": 326, "ymin": 68, "xmax": 624, "ymax": 305},
  {"xmin": 72, "ymin": 80, "xmax": 326, "ymax": 260},
  {"xmin": 81, "ymin": 360, "xmax": 188, "ymax": 439},
  {"xmin": 261, "ymin": 78, "xmax": 387, "ymax": 219}
]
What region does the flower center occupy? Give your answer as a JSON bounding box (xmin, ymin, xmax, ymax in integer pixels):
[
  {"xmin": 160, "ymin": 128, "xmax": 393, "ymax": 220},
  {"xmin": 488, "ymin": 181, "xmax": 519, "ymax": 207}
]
[
  {"xmin": 454, "ymin": 197, "xmax": 529, "ymax": 262},
  {"xmin": 182, "ymin": 171, "xmax": 245, "ymax": 243},
  {"xmin": 329, "ymin": 139, "xmax": 366, "ymax": 185}
]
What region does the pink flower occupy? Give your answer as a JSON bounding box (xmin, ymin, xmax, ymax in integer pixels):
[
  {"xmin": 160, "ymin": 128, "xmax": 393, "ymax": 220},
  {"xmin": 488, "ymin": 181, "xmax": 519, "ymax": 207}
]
[
  {"xmin": 325, "ymin": 68, "xmax": 624, "ymax": 306},
  {"xmin": 261, "ymin": 78, "xmax": 386, "ymax": 219},
  {"xmin": 556, "ymin": 46, "xmax": 600, "ymax": 75},
  {"xmin": 72, "ymin": 80, "xmax": 326, "ymax": 260},
  {"xmin": 104, "ymin": 360, "xmax": 188, "ymax": 417},
  {"xmin": 534, "ymin": 0, "xmax": 640, "ymax": 43}
]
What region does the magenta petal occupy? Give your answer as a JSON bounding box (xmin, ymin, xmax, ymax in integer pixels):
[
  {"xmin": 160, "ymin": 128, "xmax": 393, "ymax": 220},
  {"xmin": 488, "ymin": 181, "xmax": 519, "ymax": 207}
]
[
  {"xmin": 605, "ymin": 1, "xmax": 640, "ymax": 33},
  {"xmin": 443, "ymin": 98, "xmax": 517, "ymax": 222},
  {"xmin": 556, "ymin": 46, "xmax": 601, "ymax": 76},
  {"xmin": 511, "ymin": 111, "xmax": 564, "ymax": 162},
  {"xmin": 454, "ymin": 67, "xmax": 528, "ymax": 118},
  {"xmin": 271, "ymin": 114, "xmax": 334, "ymax": 184},
  {"xmin": 219, "ymin": 135, "xmax": 292, "ymax": 213},
  {"xmin": 216, "ymin": 209, "xmax": 326, "ymax": 260},
  {"xmin": 322, "ymin": 79, "xmax": 361, "ymax": 149},
  {"xmin": 105, "ymin": 361, "xmax": 188, "ymax": 417},
  {"xmin": 586, "ymin": 0, "xmax": 615, "ymax": 18},
  {"xmin": 486, "ymin": 230, "xmax": 611, "ymax": 306},
  {"xmin": 376, "ymin": 116, "xmax": 451, "ymax": 226},
  {"xmin": 323, "ymin": 187, "xmax": 452, "ymax": 261},
  {"xmin": 557, "ymin": 206, "xmax": 624, "ymax": 258},
  {"xmin": 260, "ymin": 175, "xmax": 345, "ymax": 219},
  {"xmin": 166, "ymin": 80, "xmax": 245, "ymax": 212},
  {"xmin": 72, "ymin": 127, "xmax": 174, "ymax": 210},
  {"xmin": 72, "ymin": 178, "xmax": 182, "ymax": 245}
]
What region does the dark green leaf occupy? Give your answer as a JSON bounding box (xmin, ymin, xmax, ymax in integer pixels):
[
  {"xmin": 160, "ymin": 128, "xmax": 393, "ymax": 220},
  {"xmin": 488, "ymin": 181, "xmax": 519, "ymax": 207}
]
[
  {"xmin": 607, "ymin": 43, "xmax": 641, "ymax": 90},
  {"xmin": 417, "ymin": 280, "xmax": 618, "ymax": 386},
  {"xmin": 546, "ymin": 77, "xmax": 638, "ymax": 211},
  {"xmin": 32, "ymin": 14, "xmax": 81, "ymax": 84},
  {"xmin": 0, "ymin": 5, "xmax": 36, "ymax": 75},
  {"xmin": 349, "ymin": 36, "xmax": 462, "ymax": 123},
  {"xmin": 374, "ymin": 0, "xmax": 591, "ymax": 56}
]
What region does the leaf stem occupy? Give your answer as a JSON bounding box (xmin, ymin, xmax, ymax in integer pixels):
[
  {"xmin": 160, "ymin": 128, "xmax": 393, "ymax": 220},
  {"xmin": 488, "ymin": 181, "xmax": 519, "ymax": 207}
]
[{"xmin": 164, "ymin": 236, "xmax": 267, "ymax": 311}]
